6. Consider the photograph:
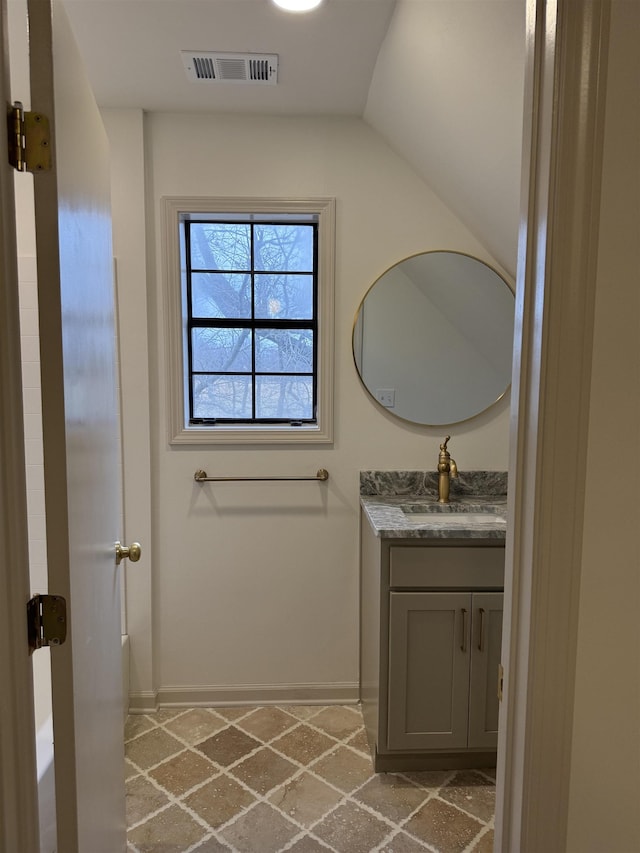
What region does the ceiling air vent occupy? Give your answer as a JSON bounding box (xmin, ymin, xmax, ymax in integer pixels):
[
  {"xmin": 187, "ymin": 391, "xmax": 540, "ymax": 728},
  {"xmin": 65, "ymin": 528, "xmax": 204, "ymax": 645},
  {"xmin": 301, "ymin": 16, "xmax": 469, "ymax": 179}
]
[{"xmin": 181, "ymin": 51, "xmax": 279, "ymax": 85}]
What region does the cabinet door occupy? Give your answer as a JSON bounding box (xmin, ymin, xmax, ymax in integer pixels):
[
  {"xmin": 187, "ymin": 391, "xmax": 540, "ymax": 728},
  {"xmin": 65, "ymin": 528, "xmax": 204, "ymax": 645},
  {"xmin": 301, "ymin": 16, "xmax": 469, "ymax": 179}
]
[
  {"xmin": 388, "ymin": 592, "xmax": 471, "ymax": 750},
  {"xmin": 468, "ymin": 592, "xmax": 504, "ymax": 749}
]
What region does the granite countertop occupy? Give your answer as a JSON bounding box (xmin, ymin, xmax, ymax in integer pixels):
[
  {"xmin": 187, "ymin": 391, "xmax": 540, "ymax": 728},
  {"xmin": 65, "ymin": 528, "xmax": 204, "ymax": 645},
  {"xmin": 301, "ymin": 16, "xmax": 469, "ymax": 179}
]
[{"xmin": 360, "ymin": 470, "xmax": 508, "ymax": 541}]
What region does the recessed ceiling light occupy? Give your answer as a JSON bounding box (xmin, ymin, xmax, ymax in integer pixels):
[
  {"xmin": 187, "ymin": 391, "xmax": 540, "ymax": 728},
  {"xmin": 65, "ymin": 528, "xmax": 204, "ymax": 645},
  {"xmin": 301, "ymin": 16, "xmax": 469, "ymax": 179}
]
[{"xmin": 272, "ymin": 0, "xmax": 324, "ymax": 12}]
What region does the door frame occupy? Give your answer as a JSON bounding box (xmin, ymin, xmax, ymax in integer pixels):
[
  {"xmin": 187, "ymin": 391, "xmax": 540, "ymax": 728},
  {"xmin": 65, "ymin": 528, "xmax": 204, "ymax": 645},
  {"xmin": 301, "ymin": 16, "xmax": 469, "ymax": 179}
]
[
  {"xmin": 0, "ymin": 3, "xmax": 40, "ymax": 851},
  {"xmin": 495, "ymin": 0, "xmax": 611, "ymax": 849},
  {"xmin": 0, "ymin": 0, "xmax": 614, "ymax": 849}
]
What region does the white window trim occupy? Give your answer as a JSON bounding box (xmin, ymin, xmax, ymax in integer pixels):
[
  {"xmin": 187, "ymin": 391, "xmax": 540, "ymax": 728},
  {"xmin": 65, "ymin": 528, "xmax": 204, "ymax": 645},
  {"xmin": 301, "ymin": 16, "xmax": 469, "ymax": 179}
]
[{"xmin": 162, "ymin": 196, "xmax": 335, "ymax": 445}]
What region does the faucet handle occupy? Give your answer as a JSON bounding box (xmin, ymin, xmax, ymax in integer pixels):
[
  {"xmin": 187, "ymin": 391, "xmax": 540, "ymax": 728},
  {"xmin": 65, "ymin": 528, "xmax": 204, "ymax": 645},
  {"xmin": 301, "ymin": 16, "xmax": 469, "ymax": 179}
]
[{"xmin": 441, "ymin": 435, "xmax": 451, "ymax": 452}]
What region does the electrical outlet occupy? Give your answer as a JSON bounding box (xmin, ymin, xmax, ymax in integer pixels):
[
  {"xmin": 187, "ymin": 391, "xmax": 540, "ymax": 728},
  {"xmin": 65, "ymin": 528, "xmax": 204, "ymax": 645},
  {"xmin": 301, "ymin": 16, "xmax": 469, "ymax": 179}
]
[{"xmin": 375, "ymin": 388, "xmax": 395, "ymax": 408}]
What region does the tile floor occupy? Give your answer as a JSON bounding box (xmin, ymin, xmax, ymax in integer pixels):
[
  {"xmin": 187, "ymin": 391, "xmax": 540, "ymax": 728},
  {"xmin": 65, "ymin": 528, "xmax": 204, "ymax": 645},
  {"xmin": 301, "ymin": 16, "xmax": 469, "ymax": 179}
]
[{"xmin": 125, "ymin": 705, "xmax": 495, "ymax": 853}]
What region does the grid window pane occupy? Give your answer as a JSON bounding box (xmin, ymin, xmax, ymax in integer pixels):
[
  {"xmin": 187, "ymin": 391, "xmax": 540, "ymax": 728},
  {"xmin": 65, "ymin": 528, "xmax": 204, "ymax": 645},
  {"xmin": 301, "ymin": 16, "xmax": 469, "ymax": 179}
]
[
  {"xmin": 193, "ymin": 375, "xmax": 252, "ymax": 419},
  {"xmin": 256, "ymin": 376, "xmax": 313, "ymax": 419},
  {"xmin": 185, "ymin": 216, "xmax": 318, "ymax": 425},
  {"xmin": 255, "ymin": 329, "xmax": 313, "ymax": 373},
  {"xmin": 254, "ymin": 274, "xmax": 313, "ymax": 320},
  {"xmin": 192, "ymin": 327, "xmax": 253, "ymax": 372},
  {"xmin": 190, "ymin": 223, "xmax": 251, "ymax": 270},
  {"xmin": 191, "ymin": 273, "xmax": 251, "ymax": 319},
  {"xmin": 253, "ymin": 224, "xmax": 313, "ymax": 272}
]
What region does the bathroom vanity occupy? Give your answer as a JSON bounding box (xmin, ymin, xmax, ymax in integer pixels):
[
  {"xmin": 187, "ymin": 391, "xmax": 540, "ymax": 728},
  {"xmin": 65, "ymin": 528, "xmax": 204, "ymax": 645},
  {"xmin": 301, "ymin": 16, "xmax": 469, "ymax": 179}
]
[{"xmin": 359, "ymin": 471, "xmax": 507, "ymax": 772}]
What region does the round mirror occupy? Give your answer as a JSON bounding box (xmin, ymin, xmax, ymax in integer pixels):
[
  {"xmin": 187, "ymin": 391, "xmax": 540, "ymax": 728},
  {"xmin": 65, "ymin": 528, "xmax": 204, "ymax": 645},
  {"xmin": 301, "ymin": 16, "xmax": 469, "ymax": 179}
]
[{"xmin": 353, "ymin": 251, "xmax": 515, "ymax": 426}]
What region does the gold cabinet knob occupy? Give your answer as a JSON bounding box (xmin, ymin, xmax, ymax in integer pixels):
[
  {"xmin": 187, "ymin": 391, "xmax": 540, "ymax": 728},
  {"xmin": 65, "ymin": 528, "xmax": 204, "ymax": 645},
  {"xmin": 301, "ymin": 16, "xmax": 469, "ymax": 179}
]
[{"xmin": 115, "ymin": 541, "xmax": 142, "ymax": 565}]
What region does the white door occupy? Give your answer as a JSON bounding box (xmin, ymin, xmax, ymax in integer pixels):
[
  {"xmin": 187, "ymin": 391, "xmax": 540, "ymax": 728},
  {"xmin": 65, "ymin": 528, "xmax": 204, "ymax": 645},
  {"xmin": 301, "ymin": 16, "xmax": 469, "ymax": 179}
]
[
  {"xmin": 0, "ymin": 0, "xmax": 127, "ymax": 849},
  {"xmin": 0, "ymin": 3, "xmax": 40, "ymax": 850}
]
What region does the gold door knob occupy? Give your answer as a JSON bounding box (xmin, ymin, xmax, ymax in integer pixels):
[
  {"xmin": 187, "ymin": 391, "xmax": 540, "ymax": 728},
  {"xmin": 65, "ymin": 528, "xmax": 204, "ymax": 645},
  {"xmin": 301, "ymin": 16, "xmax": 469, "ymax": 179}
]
[{"xmin": 115, "ymin": 541, "xmax": 142, "ymax": 565}]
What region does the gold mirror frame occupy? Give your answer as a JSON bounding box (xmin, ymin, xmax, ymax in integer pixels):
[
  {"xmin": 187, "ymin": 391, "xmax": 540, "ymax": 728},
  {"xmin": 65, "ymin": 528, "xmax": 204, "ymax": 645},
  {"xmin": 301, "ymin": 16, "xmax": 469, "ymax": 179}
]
[{"xmin": 352, "ymin": 251, "xmax": 515, "ymax": 427}]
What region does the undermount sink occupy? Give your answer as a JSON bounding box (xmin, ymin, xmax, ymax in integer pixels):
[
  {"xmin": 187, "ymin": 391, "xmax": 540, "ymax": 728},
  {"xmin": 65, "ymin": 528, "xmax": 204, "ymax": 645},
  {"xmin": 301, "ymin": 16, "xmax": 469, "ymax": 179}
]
[
  {"xmin": 401, "ymin": 503, "xmax": 506, "ymax": 525},
  {"xmin": 404, "ymin": 512, "xmax": 506, "ymax": 525}
]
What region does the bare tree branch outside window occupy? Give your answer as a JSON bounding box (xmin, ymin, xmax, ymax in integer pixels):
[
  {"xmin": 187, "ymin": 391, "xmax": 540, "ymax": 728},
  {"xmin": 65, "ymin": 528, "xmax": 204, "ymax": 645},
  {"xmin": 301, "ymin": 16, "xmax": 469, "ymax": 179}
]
[{"xmin": 185, "ymin": 218, "xmax": 317, "ymax": 423}]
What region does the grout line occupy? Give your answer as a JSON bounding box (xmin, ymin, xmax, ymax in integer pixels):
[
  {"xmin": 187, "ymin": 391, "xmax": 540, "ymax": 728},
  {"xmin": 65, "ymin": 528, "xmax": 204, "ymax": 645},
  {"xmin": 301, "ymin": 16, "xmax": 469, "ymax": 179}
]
[
  {"xmin": 461, "ymin": 821, "xmax": 494, "ymax": 853},
  {"xmin": 125, "ymin": 705, "xmax": 496, "ymax": 852}
]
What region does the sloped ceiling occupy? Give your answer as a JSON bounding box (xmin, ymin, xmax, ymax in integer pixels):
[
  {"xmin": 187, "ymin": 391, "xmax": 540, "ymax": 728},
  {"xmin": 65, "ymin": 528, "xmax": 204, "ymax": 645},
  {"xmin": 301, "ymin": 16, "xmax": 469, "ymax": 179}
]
[
  {"xmin": 61, "ymin": 0, "xmax": 397, "ymax": 116},
  {"xmin": 365, "ymin": 0, "xmax": 526, "ymax": 277},
  {"xmin": 60, "ymin": 0, "xmax": 526, "ymax": 277}
]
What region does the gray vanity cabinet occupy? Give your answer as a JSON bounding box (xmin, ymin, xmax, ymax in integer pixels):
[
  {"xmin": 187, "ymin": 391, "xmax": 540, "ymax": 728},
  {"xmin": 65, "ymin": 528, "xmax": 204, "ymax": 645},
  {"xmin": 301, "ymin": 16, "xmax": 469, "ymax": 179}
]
[
  {"xmin": 360, "ymin": 511, "xmax": 505, "ymax": 771},
  {"xmin": 468, "ymin": 591, "xmax": 504, "ymax": 749},
  {"xmin": 387, "ymin": 590, "xmax": 503, "ymax": 752}
]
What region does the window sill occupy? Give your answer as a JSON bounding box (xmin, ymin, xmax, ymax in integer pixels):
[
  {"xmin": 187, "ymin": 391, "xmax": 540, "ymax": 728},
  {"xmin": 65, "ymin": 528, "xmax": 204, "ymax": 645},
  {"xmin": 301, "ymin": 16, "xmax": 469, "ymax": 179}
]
[{"xmin": 169, "ymin": 422, "xmax": 333, "ymax": 445}]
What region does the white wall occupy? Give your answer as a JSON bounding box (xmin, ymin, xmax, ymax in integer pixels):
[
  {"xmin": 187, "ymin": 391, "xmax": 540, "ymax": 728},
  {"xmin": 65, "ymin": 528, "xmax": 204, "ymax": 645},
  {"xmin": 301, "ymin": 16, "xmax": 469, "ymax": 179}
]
[
  {"xmin": 109, "ymin": 111, "xmax": 512, "ymax": 707},
  {"xmin": 567, "ymin": 1, "xmax": 640, "ymax": 849},
  {"xmin": 365, "ymin": 0, "xmax": 526, "ymax": 277},
  {"xmin": 102, "ymin": 109, "xmax": 155, "ymax": 703}
]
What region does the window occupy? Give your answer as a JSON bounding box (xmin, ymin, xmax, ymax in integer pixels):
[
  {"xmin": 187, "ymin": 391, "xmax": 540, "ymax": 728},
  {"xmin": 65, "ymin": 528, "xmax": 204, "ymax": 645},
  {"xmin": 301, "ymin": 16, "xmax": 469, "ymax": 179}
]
[
  {"xmin": 163, "ymin": 197, "xmax": 335, "ymax": 444},
  {"xmin": 187, "ymin": 219, "xmax": 317, "ymax": 424}
]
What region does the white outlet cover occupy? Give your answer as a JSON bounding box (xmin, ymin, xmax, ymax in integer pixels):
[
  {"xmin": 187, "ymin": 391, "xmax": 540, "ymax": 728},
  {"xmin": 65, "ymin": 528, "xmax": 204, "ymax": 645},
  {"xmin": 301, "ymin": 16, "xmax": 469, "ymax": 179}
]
[{"xmin": 375, "ymin": 388, "xmax": 395, "ymax": 408}]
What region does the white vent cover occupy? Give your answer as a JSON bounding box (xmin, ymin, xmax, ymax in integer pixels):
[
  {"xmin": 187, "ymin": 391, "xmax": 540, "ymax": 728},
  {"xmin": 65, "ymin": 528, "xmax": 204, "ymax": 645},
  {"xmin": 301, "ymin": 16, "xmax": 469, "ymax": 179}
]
[{"xmin": 181, "ymin": 51, "xmax": 278, "ymax": 85}]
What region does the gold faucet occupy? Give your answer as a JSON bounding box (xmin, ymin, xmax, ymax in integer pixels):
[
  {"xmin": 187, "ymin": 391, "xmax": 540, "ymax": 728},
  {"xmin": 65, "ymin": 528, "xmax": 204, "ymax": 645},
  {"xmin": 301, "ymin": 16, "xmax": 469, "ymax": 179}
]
[{"xmin": 437, "ymin": 435, "xmax": 458, "ymax": 503}]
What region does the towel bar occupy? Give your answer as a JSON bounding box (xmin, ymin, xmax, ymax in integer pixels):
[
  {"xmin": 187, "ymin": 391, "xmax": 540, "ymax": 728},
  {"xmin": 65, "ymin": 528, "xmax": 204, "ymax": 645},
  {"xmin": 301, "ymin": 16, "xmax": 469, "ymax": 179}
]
[{"xmin": 194, "ymin": 469, "xmax": 329, "ymax": 483}]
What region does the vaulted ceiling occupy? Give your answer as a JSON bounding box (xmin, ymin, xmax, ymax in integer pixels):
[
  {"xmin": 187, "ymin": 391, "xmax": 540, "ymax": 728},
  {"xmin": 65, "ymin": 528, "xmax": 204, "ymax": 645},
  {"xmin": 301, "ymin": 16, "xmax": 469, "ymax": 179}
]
[
  {"xmin": 364, "ymin": 1, "xmax": 526, "ymax": 276},
  {"xmin": 62, "ymin": 0, "xmax": 526, "ymax": 276}
]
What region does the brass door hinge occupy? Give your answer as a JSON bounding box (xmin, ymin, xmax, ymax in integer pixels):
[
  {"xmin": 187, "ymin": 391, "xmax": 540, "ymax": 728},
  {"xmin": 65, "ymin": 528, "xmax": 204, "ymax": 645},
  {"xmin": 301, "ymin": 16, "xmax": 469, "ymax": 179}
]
[
  {"xmin": 7, "ymin": 101, "xmax": 52, "ymax": 173},
  {"xmin": 27, "ymin": 594, "xmax": 67, "ymax": 654}
]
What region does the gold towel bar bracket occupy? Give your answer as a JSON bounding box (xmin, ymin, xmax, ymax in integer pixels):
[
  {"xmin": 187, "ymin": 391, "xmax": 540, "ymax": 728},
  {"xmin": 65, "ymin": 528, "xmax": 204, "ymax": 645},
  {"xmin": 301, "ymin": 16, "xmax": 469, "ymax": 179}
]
[{"xmin": 194, "ymin": 469, "xmax": 329, "ymax": 483}]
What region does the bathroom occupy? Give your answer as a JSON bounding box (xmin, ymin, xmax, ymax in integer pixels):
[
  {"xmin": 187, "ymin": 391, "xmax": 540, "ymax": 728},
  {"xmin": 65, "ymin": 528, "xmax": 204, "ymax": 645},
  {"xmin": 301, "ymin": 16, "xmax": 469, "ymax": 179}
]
[{"xmin": 3, "ymin": 0, "xmax": 639, "ymax": 851}]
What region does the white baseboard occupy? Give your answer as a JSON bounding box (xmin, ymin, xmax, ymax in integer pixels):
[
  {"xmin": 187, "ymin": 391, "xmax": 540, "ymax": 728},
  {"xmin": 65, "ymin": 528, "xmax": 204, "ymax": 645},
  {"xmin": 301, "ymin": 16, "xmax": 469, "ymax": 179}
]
[
  {"xmin": 127, "ymin": 683, "xmax": 359, "ymax": 714},
  {"xmin": 128, "ymin": 691, "xmax": 159, "ymax": 714},
  {"xmin": 129, "ymin": 682, "xmax": 359, "ymax": 711}
]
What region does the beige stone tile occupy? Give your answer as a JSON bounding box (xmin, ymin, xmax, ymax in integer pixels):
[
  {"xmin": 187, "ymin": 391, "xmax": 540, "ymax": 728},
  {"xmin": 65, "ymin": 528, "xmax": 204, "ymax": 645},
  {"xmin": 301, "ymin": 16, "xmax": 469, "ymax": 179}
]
[
  {"xmin": 354, "ymin": 773, "xmax": 431, "ymax": 823},
  {"xmin": 345, "ymin": 726, "xmax": 371, "ymax": 756},
  {"xmin": 152, "ymin": 708, "xmax": 185, "ymax": 723},
  {"xmin": 400, "ymin": 769, "xmax": 453, "ymax": 792},
  {"xmin": 220, "ymin": 802, "xmax": 299, "ymax": 852},
  {"xmin": 185, "ymin": 774, "xmax": 256, "ymax": 829},
  {"xmin": 148, "ymin": 749, "xmax": 218, "ymax": 796},
  {"xmin": 125, "ymin": 715, "xmax": 156, "ymax": 742},
  {"xmin": 311, "ymin": 745, "xmax": 374, "ymax": 793},
  {"xmin": 125, "ymin": 775, "xmax": 171, "ymax": 827},
  {"xmin": 268, "ymin": 771, "xmax": 343, "ymax": 828},
  {"xmin": 271, "ymin": 724, "xmax": 336, "ymax": 766},
  {"xmin": 440, "ymin": 771, "xmax": 496, "ymax": 823},
  {"xmin": 125, "ymin": 758, "xmax": 139, "ymax": 782},
  {"xmin": 309, "ymin": 705, "xmax": 363, "ymax": 740},
  {"xmin": 236, "ymin": 706, "xmax": 298, "ymax": 742},
  {"xmin": 214, "ymin": 706, "xmax": 256, "ymax": 721},
  {"xmin": 377, "ymin": 830, "xmax": 429, "ymax": 851},
  {"xmin": 125, "ymin": 705, "xmax": 495, "ymax": 853},
  {"xmin": 229, "ymin": 747, "xmax": 298, "ymax": 796},
  {"xmin": 313, "ymin": 800, "xmax": 390, "ymax": 853},
  {"xmin": 127, "ymin": 803, "xmax": 206, "ymax": 852},
  {"xmin": 125, "ymin": 728, "xmax": 185, "ymax": 771},
  {"xmin": 287, "ymin": 837, "xmax": 333, "ymax": 852},
  {"xmin": 191, "ymin": 835, "xmax": 232, "ymax": 852},
  {"xmin": 164, "ymin": 708, "xmax": 227, "ymax": 745},
  {"xmin": 469, "ymin": 828, "xmax": 495, "ymax": 852},
  {"xmin": 279, "ymin": 705, "xmax": 324, "ymax": 721},
  {"xmin": 196, "ymin": 726, "xmax": 261, "ymax": 767},
  {"xmin": 404, "ymin": 798, "xmax": 484, "ymax": 852}
]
